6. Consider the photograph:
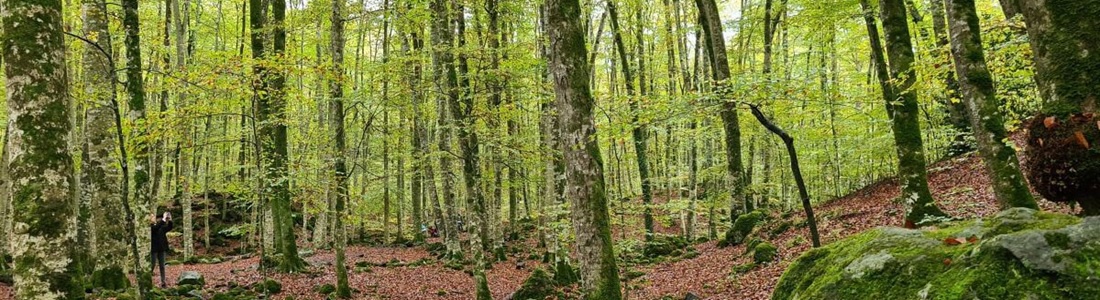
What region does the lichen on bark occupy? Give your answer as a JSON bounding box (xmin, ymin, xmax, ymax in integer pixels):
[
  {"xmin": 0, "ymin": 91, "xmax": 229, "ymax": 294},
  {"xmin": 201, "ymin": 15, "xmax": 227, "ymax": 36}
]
[
  {"xmin": 79, "ymin": 0, "xmax": 131, "ymax": 290},
  {"xmin": 944, "ymin": 0, "xmax": 1037, "ymax": 210},
  {"xmin": 878, "ymin": 0, "xmax": 948, "ymax": 224},
  {"xmin": 545, "ymin": 0, "xmax": 623, "ymax": 298},
  {"xmin": 2, "ymin": 0, "xmax": 81, "ymax": 297}
]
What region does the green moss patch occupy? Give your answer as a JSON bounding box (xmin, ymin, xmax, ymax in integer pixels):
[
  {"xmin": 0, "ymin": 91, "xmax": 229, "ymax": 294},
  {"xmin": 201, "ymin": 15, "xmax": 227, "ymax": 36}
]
[
  {"xmin": 753, "ymin": 242, "xmax": 778, "ymax": 264},
  {"xmin": 721, "ymin": 210, "xmax": 766, "ymax": 247},
  {"xmin": 773, "ymin": 208, "xmax": 1100, "ymax": 299}
]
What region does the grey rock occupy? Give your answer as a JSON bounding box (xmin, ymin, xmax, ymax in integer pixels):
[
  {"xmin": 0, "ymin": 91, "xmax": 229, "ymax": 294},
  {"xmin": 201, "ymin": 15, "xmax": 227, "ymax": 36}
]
[
  {"xmin": 177, "ymin": 271, "xmax": 205, "ymax": 287},
  {"xmin": 844, "ymin": 250, "xmax": 895, "ymax": 279},
  {"xmin": 984, "ymin": 231, "xmax": 1065, "ymax": 273}
]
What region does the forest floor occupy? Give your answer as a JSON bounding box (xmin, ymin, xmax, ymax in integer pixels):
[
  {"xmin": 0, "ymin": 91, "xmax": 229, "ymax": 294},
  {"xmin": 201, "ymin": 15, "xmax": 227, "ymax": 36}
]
[{"xmin": 0, "ymin": 151, "xmax": 1078, "ymax": 299}]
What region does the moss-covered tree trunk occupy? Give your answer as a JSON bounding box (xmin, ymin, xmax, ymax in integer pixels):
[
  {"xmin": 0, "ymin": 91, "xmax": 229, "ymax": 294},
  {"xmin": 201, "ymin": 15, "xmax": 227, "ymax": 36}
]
[
  {"xmin": 80, "ymin": 0, "xmax": 130, "ymax": 290},
  {"xmin": 545, "ymin": 0, "xmax": 624, "ymax": 298},
  {"xmin": 375, "ymin": 0, "xmax": 390, "ymax": 245},
  {"xmin": 694, "ymin": 0, "xmax": 747, "ymax": 223},
  {"xmin": 122, "ymin": 0, "xmax": 154, "ymax": 292},
  {"xmin": 606, "ymin": 0, "xmax": 655, "ymax": 242},
  {"xmin": 944, "ymin": 0, "xmax": 1037, "ymax": 210},
  {"xmin": 252, "ymin": 0, "xmax": 304, "ymax": 271},
  {"xmin": 486, "ymin": 0, "xmax": 511, "ymax": 254},
  {"xmin": 173, "ymin": 0, "xmax": 195, "ymax": 261},
  {"xmin": 0, "ymin": 129, "xmax": 8, "ymax": 267},
  {"xmin": 405, "ymin": 8, "xmax": 427, "ymax": 244},
  {"xmin": 329, "ymin": 0, "xmax": 351, "ymax": 296},
  {"xmin": 1018, "ymin": 0, "xmax": 1100, "ymax": 214},
  {"xmin": 437, "ymin": 88, "xmax": 461, "ymax": 257},
  {"xmin": 877, "ymin": 0, "xmax": 948, "ymax": 224},
  {"xmin": 396, "ymin": 144, "xmax": 405, "ymax": 240},
  {"xmin": 2, "ymin": 0, "xmax": 81, "ymax": 297},
  {"xmin": 382, "ymin": 110, "xmax": 391, "ymax": 242},
  {"xmin": 450, "ymin": 0, "xmax": 491, "ymax": 262}
]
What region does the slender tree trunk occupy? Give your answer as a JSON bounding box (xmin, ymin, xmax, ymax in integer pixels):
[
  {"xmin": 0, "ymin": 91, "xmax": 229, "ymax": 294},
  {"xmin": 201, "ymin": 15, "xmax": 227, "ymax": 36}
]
[
  {"xmin": 0, "ymin": 127, "xmax": 7, "ymax": 270},
  {"xmin": 252, "ymin": 0, "xmax": 305, "ymax": 271},
  {"xmin": 3, "ymin": 0, "xmax": 80, "ymax": 296},
  {"xmin": 545, "ymin": 0, "xmax": 623, "ymax": 298},
  {"xmin": 329, "ymin": 0, "xmax": 351, "ymax": 294},
  {"xmin": 943, "ymin": 0, "xmax": 1037, "ymax": 210},
  {"xmin": 695, "ymin": 0, "xmax": 747, "ymax": 223},
  {"xmin": 451, "ymin": 0, "xmax": 491, "ymax": 262},
  {"xmin": 762, "ymin": 0, "xmax": 786, "ymax": 75},
  {"xmin": 379, "ymin": 0, "xmax": 393, "ymax": 245},
  {"xmin": 407, "ymin": 14, "xmax": 428, "ymax": 244},
  {"xmin": 747, "ymin": 106, "xmax": 821, "ymax": 247},
  {"xmin": 607, "ymin": 0, "xmax": 655, "ymax": 241},
  {"xmin": 424, "ymin": 0, "xmax": 460, "ymax": 258},
  {"xmin": 382, "ymin": 111, "xmax": 391, "ymax": 242},
  {"xmin": 870, "ymin": 0, "xmax": 948, "ymax": 225},
  {"xmin": 174, "ymin": 0, "xmax": 196, "ymax": 261},
  {"xmin": 929, "ymin": 0, "xmax": 971, "ymax": 156},
  {"xmin": 397, "ymin": 142, "xmax": 405, "ymax": 241},
  {"xmin": 122, "ymin": 0, "xmax": 155, "ymax": 291}
]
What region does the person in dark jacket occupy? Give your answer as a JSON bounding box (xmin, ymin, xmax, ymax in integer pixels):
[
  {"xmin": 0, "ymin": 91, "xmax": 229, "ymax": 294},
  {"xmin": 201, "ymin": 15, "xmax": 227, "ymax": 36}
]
[{"xmin": 151, "ymin": 211, "xmax": 173, "ymax": 287}]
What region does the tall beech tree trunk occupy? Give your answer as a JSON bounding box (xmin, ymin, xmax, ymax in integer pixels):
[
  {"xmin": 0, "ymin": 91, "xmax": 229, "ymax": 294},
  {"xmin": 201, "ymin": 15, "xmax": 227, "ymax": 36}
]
[
  {"xmin": 694, "ymin": 0, "xmax": 747, "ymax": 223},
  {"xmin": 929, "ymin": 0, "xmax": 971, "ymax": 157},
  {"xmin": 406, "ymin": 7, "xmax": 428, "ymax": 244},
  {"xmin": 2, "ymin": 0, "xmax": 81, "ymax": 296},
  {"xmin": 81, "ymin": 0, "xmax": 130, "ymax": 289},
  {"xmin": 444, "ymin": 0, "xmax": 488, "ymax": 261},
  {"xmin": 380, "ymin": 0, "xmax": 393, "ymax": 242},
  {"xmin": 872, "ymin": 0, "xmax": 948, "ymax": 225},
  {"xmin": 382, "ymin": 111, "xmax": 391, "ymax": 242},
  {"xmin": 1018, "ymin": 0, "xmax": 1100, "ymax": 214},
  {"xmin": 944, "ymin": 0, "xmax": 1037, "ymax": 210},
  {"xmin": 251, "ymin": 0, "xmax": 305, "ymax": 271},
  {"xmin": 545, "ymin": 0, "xmax": 624, "ymax": 298},
  {"xmin": 329, "ymin": 0, "xmax": 351, "ymax": 295},
  {"xmin": 427, "ymin": 0, "xmax": 461, "ymax": 259},
  {"xmin": 174, "ymin": 0, "xmax": 196, "ymax": 261},
  {"xmin": 122, "ymin": 0, "xmax": 154, "ymax": 291},
  {"xmin": 606, "ymin": 0, "xmax": 655, "ymax": 241}
]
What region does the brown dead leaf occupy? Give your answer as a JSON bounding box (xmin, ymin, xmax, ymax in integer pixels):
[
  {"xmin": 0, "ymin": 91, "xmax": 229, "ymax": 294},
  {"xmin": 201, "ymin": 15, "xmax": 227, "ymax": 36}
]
[
  {"xmin": 967, "ymin": 235, "xmax": 979, "ymax": 243},
  {"xmin": 1045, "ymin": 116, "xmax": 1057, "ymax": 129},
  {"xmin": 1075, "ymin": 131, "xmax": 1090, "ymax": 148}
]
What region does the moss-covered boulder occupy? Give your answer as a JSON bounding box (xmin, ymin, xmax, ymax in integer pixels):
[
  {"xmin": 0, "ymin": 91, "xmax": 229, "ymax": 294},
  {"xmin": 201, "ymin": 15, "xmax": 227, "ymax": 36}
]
[
  {"xmin": 91, "ymin": 266, "xmax": 130, "ymax": 291},
  {"xmin": 176, "ymin": 271, "xmax": 205, "ymax": 287},
  {"xmin": 553, "ymin": 259, "xmax": 579, "ymax": 286},
  {"xmin": 722, "ymin": 210, "xmax": 766, "ymax": 247},
  {"xmin": 314, "ymin": 283, "xmax": 336, "ymax": 295},
  {"xmin": 644, "ymin": 234, "xmax": 692, "ymax": 258},
  {"xmin": 511, "ymin": 268, "xmax": 556, "ymax": 300},
  {"xmin": 773, "ymin": 208, "xmax": 1100, "ymax": 299},
  {"xmin": 253, "ymin": 279, "xmax": 282, "ymax": 294},
  {"xmin": 753, "ymin": 242, "xmax": 778, "ymax": 264}
]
